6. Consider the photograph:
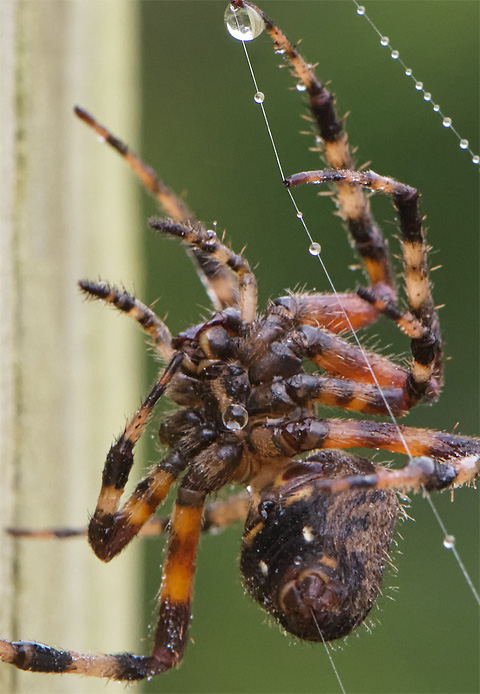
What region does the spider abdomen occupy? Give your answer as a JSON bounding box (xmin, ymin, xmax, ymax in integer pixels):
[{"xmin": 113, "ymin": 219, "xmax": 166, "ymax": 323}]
[{"xmin": 241, "ymin": 451, "xmax": 399, "ymax": 642}]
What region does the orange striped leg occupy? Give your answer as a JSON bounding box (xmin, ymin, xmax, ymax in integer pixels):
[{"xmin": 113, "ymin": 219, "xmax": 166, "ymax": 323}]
[
  {"xmin": 88, "ymin": 455, "xmax": 184, "ymax": 562},
  {"xmin": 74, "ymin": 106, "xmax": 239, "ymax": 311},
  {"xmin": 273, "ymin": 293, "xmax": 381, "ymax": 333},
  {"xmin": 149, "ymin": 219, "xmax": 258, "ymax": 323},
  {"xmin": 88, "ymin": 352, "xmax": 184, "ymax": 561},
  {"xmin": 151, "ymin": 487, "xmax": 206, "ymax": 668},
  {"xmin": 249, "ymin": 374, "xmax": 417, "ymax": 418},
  {"xmin": 242, "ymin": 1, "xmax": 396, "ymax": 299},
  {"xmin": 79, "ymin": 279, "xmax": 173, "ymax": 360},
  {"xmin": 7, "ymin": 491, "xmax": 251, "ymax": 541},
  {"xmin": 251, "ymin": 417, "xmax": 480, "ymax": 491},
  {"xmin": 295, "ymin": 324, "xmax": 408, "ymax": 388},
  {"xmin": 287, "ymin": 169, "xmax": 442, "ymax": 400},
  {"xmin": 0, "ymin": 487, "xmax": 207, "ymax": 680}
]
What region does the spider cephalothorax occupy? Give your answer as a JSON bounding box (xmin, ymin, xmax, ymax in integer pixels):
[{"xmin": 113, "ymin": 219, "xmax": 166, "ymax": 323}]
[{"xmin": 1, "ymin": 0, "xmax": 479, "ymax": 682}]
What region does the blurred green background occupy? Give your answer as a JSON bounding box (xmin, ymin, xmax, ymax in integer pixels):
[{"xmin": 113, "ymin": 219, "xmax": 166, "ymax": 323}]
[{"xmin": 134, "ymin": 3, "xmax": 479, "ymax": 693}]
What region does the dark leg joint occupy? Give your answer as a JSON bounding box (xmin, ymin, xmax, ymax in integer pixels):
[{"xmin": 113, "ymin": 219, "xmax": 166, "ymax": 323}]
[
  {"xmin": 411, "ymin": 332, "xmax": 438, "ymax": 366},
  {"xmin": 407, "ymin": 456, "xmax": 457, "ymax": 491},
  {"xmin": 13, "ymin": 641, "xmax": 73, "ymax": 673}
]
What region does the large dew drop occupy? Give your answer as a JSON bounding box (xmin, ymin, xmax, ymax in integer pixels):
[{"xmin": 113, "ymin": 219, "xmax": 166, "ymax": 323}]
[
  {"xmin": 222, "ymin": 404, "xmax": 249, "ymax": 431},
  {"xmin": 224, "ymin": 3, "xmax": 265, "ymax": 42}
]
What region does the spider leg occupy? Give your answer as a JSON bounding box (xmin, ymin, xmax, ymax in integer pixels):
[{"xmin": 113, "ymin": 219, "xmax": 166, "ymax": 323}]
[
  {"xmin": 0, "ymin": 488, "xmax": 206, "ymax": 680},
  {"xmin": 79, "ymin": 279, "xmax": 173, "ymax": 360},
  {"xmin": 0, "ymin": 439, "xmax": 246, "ymax": 680},
  {"xmin": 273, "ymin": 293, "xmax": 381, "ymax": 333},
  {"xmin": 88, "ymin": 351, "xmax": 184, "ymax": 561},
  {"xmin": 250, "ymin": 374, "xmax": 416, "ymax": 418},
  {"xmin": 251, "ymin": 417, "xmax": 480, "ymax": 490},
  {"xmin": 7, "ymin": 490, "xmax": 250, "ymax": 540},
  {"xmin": 74, "ymin": 106, "xmax": 239, "ymax": 311},
  {"xmin": 149, "ymin": 218, "xmax": 258, "ymax": 323},
  {"xmin": 294, "ymin": 323, "xmax": 408, "ymax": 387},
  {"xmin": 247, "ymin": 1, "xmax": 396, "ymax": 300},
  {"xmin": 287, "ymin": 169, "xmax": 442, "ymax": 403},
  {"xmin": 147, "ymin": 486, "xmax": 207, "ymax": 676},
  {"xmin": 88, "ymin": 451, "xmax": 185, "ymax": 562}
]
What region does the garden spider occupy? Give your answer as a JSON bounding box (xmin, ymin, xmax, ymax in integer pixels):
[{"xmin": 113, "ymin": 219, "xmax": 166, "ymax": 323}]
[{"xmin": 1, "ymin": 0, "xmax": 479, "ymax": 683}]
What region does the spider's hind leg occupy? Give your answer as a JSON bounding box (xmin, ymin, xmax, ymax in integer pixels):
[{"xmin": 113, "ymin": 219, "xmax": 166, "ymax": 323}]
[
  {"xmin": 7, "ymin": 490, "xmax": 251, "ymax": 540},
  {"xmin": 251, "ymin": 416, "xmax": 480, "ymax": 491},
  {"xmin": 0, "ymin": 488, "xmax": 207, "ymax": 680}
]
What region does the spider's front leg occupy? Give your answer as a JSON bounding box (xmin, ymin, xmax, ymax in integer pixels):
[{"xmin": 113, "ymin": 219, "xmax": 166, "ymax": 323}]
[
  {"xmin": 75, "ymin": 106, "xmax": 241, "ymax": 312},
  {"xmin": 149, "ymin": 218, "xmax": 258, "ymax": 323},
  {"xmin": 251, "ymin": 1, "xmax": 397, "ymax": 301},
  {"xmin": 88, "ymin": 351, "xmax": 184, "ymax": 561}
]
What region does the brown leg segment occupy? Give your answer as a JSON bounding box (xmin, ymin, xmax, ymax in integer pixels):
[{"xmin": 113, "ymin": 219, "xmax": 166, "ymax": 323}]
[
  {"xmin": 287, "ymin": 169, "xmax": 442, "ymax": 401},
  {"xmin": 249, "ymin": 374, "xmax": 418, "ymax": 418},
  {"xmin": 294, "ymin": 323, "xmax": 409, "ymax": 388},
  {"xmin": 251, "ymin": 417, "xmax": 480, "ymax": 491},
  {"xmin": 88, "ymin": 352, "xmax": 184, "ymax": 561},
  {"xmin": 74, "ymin": 105, "xmax": 240, "ymax": 311},
  {"xmin": 149, "ymin": 219, "xmax": 257, "ymax": 323},
  {"xmin": 79, "ymin": 279, "xmax": 173, "ymax": 360},
  {"xmin": 0, "ymin": 490, "xmax": 207, "ymax": 680},
  {"xmin": 7, "ymin": 490, "xmax": 251, "ymax": 540},
  {"xmin": 273, "ymin": 293, "xmax": 381, "ymax": 333},
  {"xmin": 151, "ymin": 487, "xmax": 206, "ymax": 669},
  {"xmin": 242, "ymin": 1, "xmax": 396, "ymax": 300}
]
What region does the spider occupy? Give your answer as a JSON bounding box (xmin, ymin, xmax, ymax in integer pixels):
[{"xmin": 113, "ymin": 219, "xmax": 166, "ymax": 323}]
[{"xmin": 1, "ymin": 0, "xmax": 479, "ymax": 683}]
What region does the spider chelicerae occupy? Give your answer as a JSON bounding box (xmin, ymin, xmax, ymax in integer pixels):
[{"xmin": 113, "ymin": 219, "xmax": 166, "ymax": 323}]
[{"xmin": 1, "ymin": 0, "xmax": 479, "ymax": 683}]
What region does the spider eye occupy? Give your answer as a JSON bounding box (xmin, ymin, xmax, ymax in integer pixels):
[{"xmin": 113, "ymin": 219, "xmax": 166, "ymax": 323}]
[{"xmin": 241, "ymin": 452, "xmax": 399, "ymax": 642}]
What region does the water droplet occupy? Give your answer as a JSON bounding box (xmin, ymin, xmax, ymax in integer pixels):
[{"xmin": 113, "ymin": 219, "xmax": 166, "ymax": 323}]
[
  {"xmin": 204, "ymin": 233, "xmax": 217, "ymax": 247},
  {"xmin": 405, "ymin": 68, "xmax": 412, "ymax": 77},
  {"xmin": 433, "ymin": 104, "xmax": 440, "ymax": 112},
  {"xmin": 443, "ymin": 534, "xmax": 455, "ymax": 549},
  {"xmin": 96, "ymin": 134, "xmax": 106, "ymax": 144},
  {"xmin": 423, "ymin": 92, "xmax": 431, "ymax": 101},
  {"xmin": 390, "ymin": 50, "xmax": 399, "ymax": 60},
  {"xmin": 222, "ymin": 403, "xmax": 248, "ymax": 431},
  {"xmin": 472, "ymin": 154, "xmax": 480, "ymax": 165},
  {"xmin": 459, "ymin": 139, "xmax": 469, "ymax": 150},
  {"xmin": 415, "ymin": 81, "xmax": 423, "ymax": 91},
  {"xmin": 356, "ymin": 6, "xmax": 365, "ymax": 15},
  {"xmin": 296, "ymin": 210, "xmax": 303, "ymax": 219},
  {"xmin": 295, "ymin": 81, "xmax": 307, "ymax": 92},
  {"xmin": 380, "ymin": 36, "xmax": 389, "ymax": 47},
  {"xmin": 293, "ymin": 556, "xmax": 302, "ymax": 566},
  {"xmin": 224, "ymin": 3, "xmax": 265, "ymax": 41},
  {"xmin": 408, "ymin": 456, "xmax": 435, "ymax": 476},
  {"xmin": 254, "ymin": 91, "xmax": 265, "ymax": 103},
  {"xmin": 442, "ymin": 117, "xmax": 452, "ymax": 128},
  {"xmin": 309, "ymin": 242, "xmax": 321, "ymax": 256},
  {"xmin": 274, "ymin": 44, "xmax": 285, "ymax": 55}
]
